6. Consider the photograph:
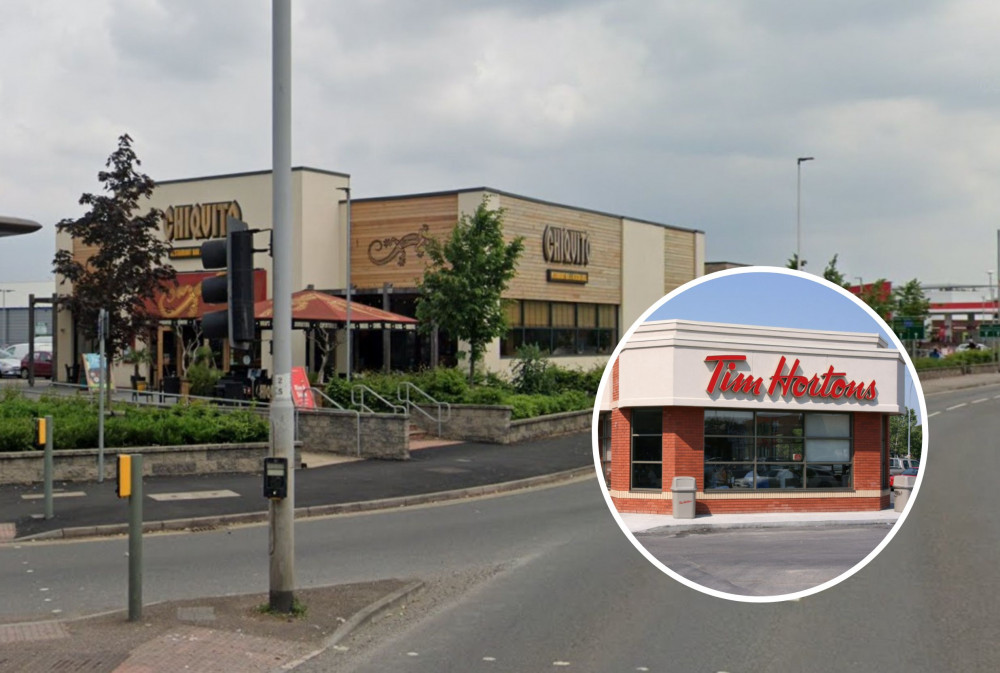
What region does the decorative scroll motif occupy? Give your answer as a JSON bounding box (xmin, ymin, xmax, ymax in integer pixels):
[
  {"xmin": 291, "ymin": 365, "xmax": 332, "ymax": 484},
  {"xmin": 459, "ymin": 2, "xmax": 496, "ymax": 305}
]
[{"xmin": 368, "ymin": 224, "xmax": 430, "ymax": 267}]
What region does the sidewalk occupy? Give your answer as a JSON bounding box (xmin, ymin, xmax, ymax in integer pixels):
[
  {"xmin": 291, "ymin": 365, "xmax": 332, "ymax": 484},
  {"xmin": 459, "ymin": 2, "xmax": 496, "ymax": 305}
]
[
  {"xmin": 621, "ymin": 508, "xmax": 901, "ymax": 534},
  {"xmin": 0, "ymin": 579, "xmax": 424, "ymax": 672},
  {"xmin": 918, "ymin": 371, "xmax": 1000, "ymax": 395},
  {"xmin": 2, "ymin": 431, "xmax": 593, "ymax": 541}
]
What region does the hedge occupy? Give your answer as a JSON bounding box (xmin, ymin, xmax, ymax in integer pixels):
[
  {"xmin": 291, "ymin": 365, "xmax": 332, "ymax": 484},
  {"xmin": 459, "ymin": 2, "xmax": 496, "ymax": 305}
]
[{"xmin": 0, "ymin": 389, "xmax": 268, "ymax": 453}]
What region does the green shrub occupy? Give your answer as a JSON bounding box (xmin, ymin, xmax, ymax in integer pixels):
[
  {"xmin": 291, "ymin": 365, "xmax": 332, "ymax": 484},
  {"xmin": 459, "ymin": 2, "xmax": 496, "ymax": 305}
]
[
  {"xmin": 408, "ymin": 367, "xmax": 469, "ymax": 402},
  {"xmin": 186, "ymin": 364, "xmax": 222, "ymax": 397},
  {"xmin": 0, "ymin": 419, "xmax": 34, "ymax": 451},
  {"xmin": 323, "ymin": 377, "xmax": 353, "ymax": 408},
  {"xmin": 0, "ymin": 390, "xmax": 268, "ymax": 452},
  {"xmin": 511, "ymin": 344, "xmax": 551, "ymax": 394},
  {"xmin": 465, "ymin": 386, "xmax": 506, "ymax": 405}
]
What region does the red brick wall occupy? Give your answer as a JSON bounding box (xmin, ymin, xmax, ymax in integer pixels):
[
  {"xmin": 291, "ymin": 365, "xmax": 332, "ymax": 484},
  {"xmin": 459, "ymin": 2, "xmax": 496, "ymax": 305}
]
[
  {"xmin": 611, "ymin": 409, "xmax": 891, "ymax": 515},
  {"xmin": 853, "ymin": 412, "xmax": 883, "ymax": 491},
  {"xmin": 609, "ymin": 407, "xmax": 631, "ymax": 491},
  {"xmin": 662, "ymin": 407, "xmax": 704, "ymax": 490},
  {"xmin": 610, "ymin": 496, "xmax": 885, "ymax": 515}
]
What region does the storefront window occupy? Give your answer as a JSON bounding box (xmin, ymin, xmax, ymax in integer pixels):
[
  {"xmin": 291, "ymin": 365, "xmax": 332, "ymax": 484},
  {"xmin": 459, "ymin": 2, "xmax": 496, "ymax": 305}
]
[
  {"xmin": 631, "ymin": 408, "xmax": 662, "ymax": 490},
  {"xmin": 500, "ymin": 300, "xmax": 619, "ymax": 357},
  {"xmin": 705, "ymin": 410, "xmax": 852, "ymax": 490}
]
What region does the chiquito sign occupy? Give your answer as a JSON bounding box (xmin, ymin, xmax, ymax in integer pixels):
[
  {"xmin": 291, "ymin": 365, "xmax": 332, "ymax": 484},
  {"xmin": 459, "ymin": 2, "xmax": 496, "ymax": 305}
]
[{"xmin": 705, "ymin": 354, "xmax": 878, "ymax": 401}]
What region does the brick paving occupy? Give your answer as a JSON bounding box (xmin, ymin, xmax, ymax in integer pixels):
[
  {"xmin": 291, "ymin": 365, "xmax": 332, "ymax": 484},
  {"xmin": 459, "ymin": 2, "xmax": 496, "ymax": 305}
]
[
  {"xmin": 0, "ymin": 620, "xmax": 68, "ymax": 643},
  {"xmin": 112, "ymin": 625, "xmax": 313, "ymax": 673}
]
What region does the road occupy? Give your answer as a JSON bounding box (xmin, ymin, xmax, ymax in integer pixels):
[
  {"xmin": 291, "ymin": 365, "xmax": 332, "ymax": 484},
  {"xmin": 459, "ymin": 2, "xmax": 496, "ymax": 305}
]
[{"xmin": 1, "ymin": 383, "xmax": 998, "ymax": 671}]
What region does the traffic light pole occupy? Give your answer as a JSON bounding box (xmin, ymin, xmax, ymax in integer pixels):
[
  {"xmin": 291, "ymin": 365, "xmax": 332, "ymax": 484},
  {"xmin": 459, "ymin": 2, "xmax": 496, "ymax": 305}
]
[{"xmin": 269, "ymin": 0, "xmax": 296, "ymax": 614}]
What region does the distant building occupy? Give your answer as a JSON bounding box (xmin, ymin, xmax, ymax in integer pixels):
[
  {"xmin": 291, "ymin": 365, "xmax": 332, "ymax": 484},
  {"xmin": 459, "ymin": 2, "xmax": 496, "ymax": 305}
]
[
  {"xmin": 0, "ymin": 281, "xmax": 54, "ymax": 347},
  {"xmin": 704, "ymin": 261, "xmax": 750, "ymax": 275}
]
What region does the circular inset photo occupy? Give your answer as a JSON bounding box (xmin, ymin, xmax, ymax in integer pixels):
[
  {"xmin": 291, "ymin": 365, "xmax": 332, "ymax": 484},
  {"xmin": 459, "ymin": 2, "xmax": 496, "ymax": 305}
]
[{"xmin": 592, "ymin": 267, "xmax": 927, "ymax": 602}]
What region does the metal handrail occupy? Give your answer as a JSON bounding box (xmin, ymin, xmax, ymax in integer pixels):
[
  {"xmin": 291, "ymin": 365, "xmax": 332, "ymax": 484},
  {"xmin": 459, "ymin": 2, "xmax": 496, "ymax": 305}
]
[
  {"xmin": 397, "ymin": 381, "xmax": 451, "ymax": 437},
  {"xmin": 351, "ymin": 384, "xmax": 406, "ymax": 415},
  {"xmin": 309, "ymin": 386, "xmax": 361, "ymax": 456}
]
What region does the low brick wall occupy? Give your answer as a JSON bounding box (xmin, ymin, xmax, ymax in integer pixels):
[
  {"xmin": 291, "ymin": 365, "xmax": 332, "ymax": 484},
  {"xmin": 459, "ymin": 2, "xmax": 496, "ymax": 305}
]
[
  {"xmin": 297, "ymin": 408, "xmax": 409, "ymax": 459},
  {"xmin": 0, "ymin": 442, "xmax": 290, "ymax": 485},
  {"xmin": 411, "ymin": 404, "xmax": 591, "ymax": 445}
]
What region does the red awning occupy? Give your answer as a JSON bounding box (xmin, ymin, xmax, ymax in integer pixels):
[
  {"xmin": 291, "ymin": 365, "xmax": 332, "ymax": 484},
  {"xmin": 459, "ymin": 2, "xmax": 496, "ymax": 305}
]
[
  {"xmin": 255, "ymin": 290, "xmax": 417, "ymax": 330},
  {"xmin": 144, "ymin": 270, "xmax": 268, "ymax": 320}
]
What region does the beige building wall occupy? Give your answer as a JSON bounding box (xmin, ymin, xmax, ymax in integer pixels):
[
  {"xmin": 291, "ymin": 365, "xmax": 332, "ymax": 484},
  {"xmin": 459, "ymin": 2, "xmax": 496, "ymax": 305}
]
[
  {"xmin": 57, "ymin": 168, "xmax": 350, "ymax": 378},
  {"xmin": 621, "ymin": 219, "xmax": 666, "ymax": 332}
]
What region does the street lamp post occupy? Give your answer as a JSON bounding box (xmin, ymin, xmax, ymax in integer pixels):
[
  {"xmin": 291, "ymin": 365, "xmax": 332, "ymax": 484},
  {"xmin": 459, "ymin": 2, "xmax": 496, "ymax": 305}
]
[
  {"xmin": 0, "ymin": 289, "xmax": 12, "ymax": 346},
  {"xmin": 338, "ymin": 186, "xmax": 352, "ymax": 381},
  {"xmin": 796, "ymin": 157, "xmax": 814, "ymax": 271}
]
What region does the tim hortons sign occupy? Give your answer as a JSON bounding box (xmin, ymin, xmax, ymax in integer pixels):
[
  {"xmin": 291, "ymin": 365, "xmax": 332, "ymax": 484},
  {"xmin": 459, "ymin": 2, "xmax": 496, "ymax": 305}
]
[{"xmin": 705, "ymin": 354, "xmax": 878, "ymax": 401}]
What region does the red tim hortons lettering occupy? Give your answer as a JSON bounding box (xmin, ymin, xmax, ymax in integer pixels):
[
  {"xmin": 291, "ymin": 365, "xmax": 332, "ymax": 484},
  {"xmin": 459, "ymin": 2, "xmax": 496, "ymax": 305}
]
[
  {"xmin": 707, "ymin": 354, "xmax": 878, "ymax": 401},
  {"xmin": 705, "ymin": 355, "xmax": 764, "ymax": 395}
]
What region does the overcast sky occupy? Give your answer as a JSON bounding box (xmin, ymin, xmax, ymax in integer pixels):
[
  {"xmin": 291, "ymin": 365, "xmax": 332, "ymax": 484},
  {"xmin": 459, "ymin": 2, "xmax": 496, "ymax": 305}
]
[{"xmin": 1, "ymin": 1, "xmax": 997, "ymax": 287}]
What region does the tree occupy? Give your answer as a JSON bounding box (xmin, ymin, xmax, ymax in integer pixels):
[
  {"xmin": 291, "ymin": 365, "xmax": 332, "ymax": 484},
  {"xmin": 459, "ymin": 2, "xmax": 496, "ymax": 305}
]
[
  {"xmin": 822, "ymin": 254, "xmax": 850, "ymax": 289},
  {"xmin": 858, "ymin": 279, "xmax": 893, "ymax": 321},
  {"xmin": 893, "ymin": 278, "xmax": 930, "ymax": 321},
  {"xmin": 786, "ymin": 254, "xmax": 806, "ymax": 270},
  {"xmin": 52, "ymin": 134, "xmax": 175, "ymax": 380},
  {"xmin": 416, "ymin": 198, "xmax": 525, "ymax": 383},
  {"xmin": 889, "ymin": 408, "xmax": 922, "ymax": 459}
]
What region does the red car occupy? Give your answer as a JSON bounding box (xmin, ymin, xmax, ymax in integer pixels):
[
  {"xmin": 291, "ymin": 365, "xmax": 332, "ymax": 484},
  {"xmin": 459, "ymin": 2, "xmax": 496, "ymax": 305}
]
[
  {"xmin": 890, "ymin": 467, "xmax": 919, "ymax": 487},
  {"xmin": 20, "ymin": 351, "xmax": 53, "ymax": 379}
]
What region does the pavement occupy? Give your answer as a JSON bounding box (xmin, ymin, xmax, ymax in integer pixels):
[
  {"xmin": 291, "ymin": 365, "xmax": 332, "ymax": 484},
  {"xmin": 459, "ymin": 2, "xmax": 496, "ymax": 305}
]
[{"xmin": 621, "ymin": 507, "xmax": 901, "ymax": 534}]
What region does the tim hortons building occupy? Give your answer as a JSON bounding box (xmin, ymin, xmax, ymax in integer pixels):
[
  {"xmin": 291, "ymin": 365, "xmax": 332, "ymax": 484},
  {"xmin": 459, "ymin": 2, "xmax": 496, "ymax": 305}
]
[{"xmin": 597, "ymin": 320, "xmax": 907, "ymax": 514}]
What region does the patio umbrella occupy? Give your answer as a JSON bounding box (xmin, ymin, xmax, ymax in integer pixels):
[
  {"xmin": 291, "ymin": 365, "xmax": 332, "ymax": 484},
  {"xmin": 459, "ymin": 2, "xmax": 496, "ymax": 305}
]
[{"xmin": 254, "ymin": 289, "xmax": 418, "ymax": 330}]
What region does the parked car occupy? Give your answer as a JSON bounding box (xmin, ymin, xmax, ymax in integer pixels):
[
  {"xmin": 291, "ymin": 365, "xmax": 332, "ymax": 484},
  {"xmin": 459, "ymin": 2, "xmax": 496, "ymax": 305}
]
[
  {"xmin": 4, "ymin": 339, "xmax": 53, "ymax": 362},
  {"xmin": 20, "ymin": 351, "xmax": 53, "ymax": 379},
  {"xmin": 890, "ymin": 467, "xmax": 919, "ymax": 488},
  {"xmin": 889, "ymin": 457, "xmax": 919, "ymax": 475},
  {"xmin": 0, "ymin": 353, "xmax": 20, "ymax": 377}
]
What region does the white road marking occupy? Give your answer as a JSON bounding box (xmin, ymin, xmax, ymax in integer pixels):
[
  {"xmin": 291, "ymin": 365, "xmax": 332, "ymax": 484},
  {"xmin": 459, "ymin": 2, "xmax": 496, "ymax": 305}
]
[
  {"xmin": 972, "ymin": 398, "xmax": 989, "ymax": 404},
  {"xmin": 147, "ymin": 489, "xmax": 240, "ymax": 502},
  {"xmin": 946, "ymin": 403, "xmax": 967, "ymax": 411},
  {"xmin": 994, "ymin": 395, "xmax": 1000, "ymax": 399},
  {"xmin": 553, "ymin": 662, "xmax": 571, "ymax": 667},
  {"xmin": 928, "ymin": 411, "xmax": 940, "ymax": 417},
  {"xmin": 21, "ymin": 491, "xmax": 86, "ymax": 501},
  {"xmin": 483, "ymin": 657, "xmax": 497, "ymax": 662},
  {"xmin": 407, "ymin": 652, "xmax": 419, "ymax": 657}
]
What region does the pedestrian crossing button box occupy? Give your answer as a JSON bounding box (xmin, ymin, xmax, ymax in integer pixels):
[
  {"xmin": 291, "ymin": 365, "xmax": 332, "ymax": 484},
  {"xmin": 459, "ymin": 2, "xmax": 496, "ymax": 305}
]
[{"xmin": 264, "ymin": 457, "xmax": 288, "ymax": 499}]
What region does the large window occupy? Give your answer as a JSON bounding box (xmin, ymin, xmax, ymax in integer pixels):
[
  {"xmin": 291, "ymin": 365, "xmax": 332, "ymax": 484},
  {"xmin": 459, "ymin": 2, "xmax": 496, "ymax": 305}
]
[
  {"xmin": 704, "ymin": 410, "xmax": 852, "ymax": 490},
  {"xmin": 501, "ymin": 300, "xmax": 618, "ymax": 357},
  {"xmin": 631, "ymin": 408, "xmax": 662, "ymax": 490}
]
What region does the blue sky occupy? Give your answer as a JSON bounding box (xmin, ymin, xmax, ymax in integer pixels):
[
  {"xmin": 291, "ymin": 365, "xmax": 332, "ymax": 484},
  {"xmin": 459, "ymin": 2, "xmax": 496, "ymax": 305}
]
[
  {"xmin": 646, "ymin": 268, "xmax": 923, "ymax": 421},
  {"xmin": 649, "ymin": 268, "xmax": 895, "ymax": 342}
]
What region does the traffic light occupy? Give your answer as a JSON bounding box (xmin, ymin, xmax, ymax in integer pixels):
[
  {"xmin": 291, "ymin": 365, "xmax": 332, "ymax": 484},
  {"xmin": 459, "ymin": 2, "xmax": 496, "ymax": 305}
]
[{"xmin": 201, "ymin": 216, "xmax": 256, "ymax": 349}]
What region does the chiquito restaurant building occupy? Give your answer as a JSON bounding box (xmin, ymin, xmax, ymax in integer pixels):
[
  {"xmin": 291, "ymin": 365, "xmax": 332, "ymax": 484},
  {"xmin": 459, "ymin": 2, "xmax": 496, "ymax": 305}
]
[{"xmin": 599, "ymin": 319, "xmax": 906, "ymax": 515}]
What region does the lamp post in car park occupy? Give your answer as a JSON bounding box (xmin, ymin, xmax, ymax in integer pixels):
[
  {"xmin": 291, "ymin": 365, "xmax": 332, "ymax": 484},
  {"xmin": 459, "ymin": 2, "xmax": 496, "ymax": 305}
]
[
  {"xmin": 796, "ymin": 157, "xmax": 814, "ymax": 271},
  {"xmin": 1, "ymin": 289, "xmax": 12, "ymax": 346}
]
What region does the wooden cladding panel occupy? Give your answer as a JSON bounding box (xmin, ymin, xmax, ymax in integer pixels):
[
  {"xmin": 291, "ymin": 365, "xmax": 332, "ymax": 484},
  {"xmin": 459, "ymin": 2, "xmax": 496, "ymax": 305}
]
[
  {"xmin": 72, "ymin": 239, "xmax": 100, "ymax": 270},
  {"xmin": 350, "ymin": 195, "xmax": 459, "ymax": 289},
  {"xmin": 500, "ymin": 196, "xmax": 621, "ymax": 305},
  {"xmin": 664, "ymin": 228, "xmax": 696, "ymax": 294}
]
